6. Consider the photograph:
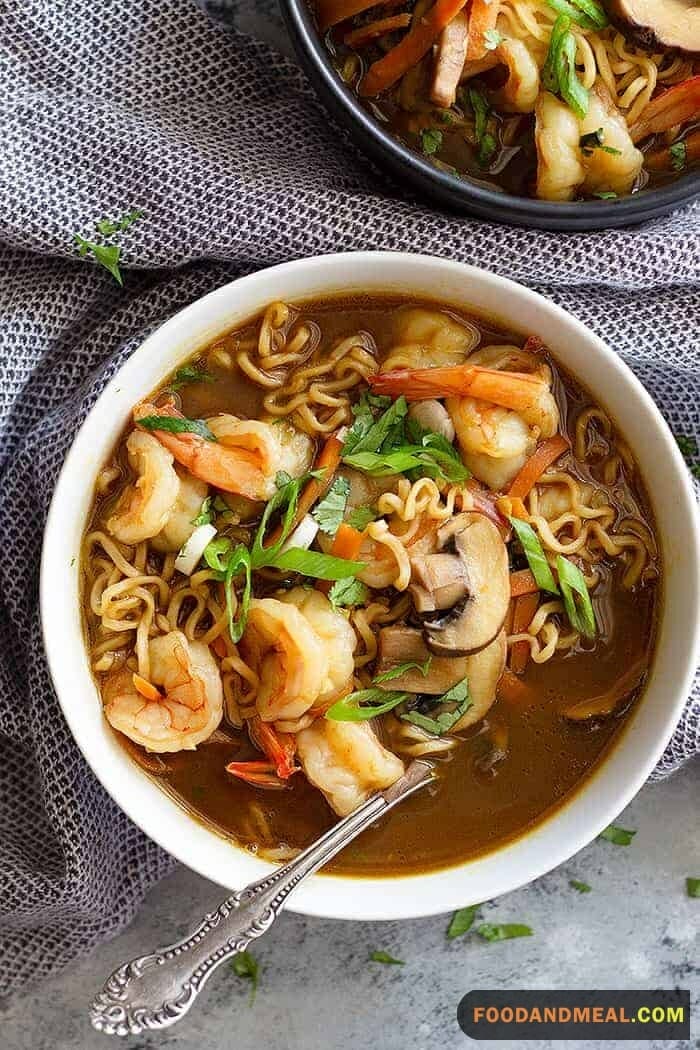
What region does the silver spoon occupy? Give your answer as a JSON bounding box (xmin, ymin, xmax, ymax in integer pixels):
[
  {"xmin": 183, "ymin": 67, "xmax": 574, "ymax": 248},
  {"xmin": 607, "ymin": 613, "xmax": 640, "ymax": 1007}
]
[{"xmin": 90, "ymin": 759, "xmax": 434, "ymax": 1036}]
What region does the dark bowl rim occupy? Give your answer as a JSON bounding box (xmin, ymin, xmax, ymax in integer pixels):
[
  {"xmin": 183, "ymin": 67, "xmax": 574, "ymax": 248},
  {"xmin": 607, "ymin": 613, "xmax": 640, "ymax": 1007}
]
[{"xmin": 280, "ymin": 0, "xmax": 700, "ymax": 228}]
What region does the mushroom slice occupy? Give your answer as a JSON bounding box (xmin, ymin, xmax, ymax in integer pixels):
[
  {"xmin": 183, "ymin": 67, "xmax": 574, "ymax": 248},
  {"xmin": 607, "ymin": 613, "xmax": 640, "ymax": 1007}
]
[
  {"xmin": 422, "ymin": 513, "xmax": 510, "ymax": 656},
  {"xmin": 409, "ymin": 551, "xmax": 469, "ymax": 613},
  {"xmin": 430, "ymin": 10, "xmax": 470, "ymax": 108},
  {"xmin": 376, "ymin": 625, "xmax": 470, "ymax": 694},
  {"xmin": 453, "ymin": 630, "xmax": 507, "ymax": 731},
  {"xmin": 607, "ymin": 0, "xmax": 700, "ymax": 53}
]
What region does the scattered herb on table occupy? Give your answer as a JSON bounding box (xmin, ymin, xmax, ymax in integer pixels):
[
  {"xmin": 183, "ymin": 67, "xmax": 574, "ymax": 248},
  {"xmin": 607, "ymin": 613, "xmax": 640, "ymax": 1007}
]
[
  {"xmin": 231, "ymin": 950, "xmax": 259, "ymax": 1003},
  {"xmin": 74, "ymin": 209, "xmax": 143, "ymax": 285},
  {"xmin": 599, "ymin": 824, "xmax": 636, "ymax": 846},
  {"xmin": 477, "ymin": 923, "xmax": 533, "ymax": 942},
  {"xmin": 447, "ymin": 905, "xmax": 479, "ymax": 939},
  {"xmin": 570, "ymin": 879, "xmax": 592, "ymax": 893},
  {"xmin": 686, "ymin": 877, "xmax": 700, "ymax": 898},
  {"xmin": 370, "ymin": 950, "xmax": 405, "ymax": 965}
]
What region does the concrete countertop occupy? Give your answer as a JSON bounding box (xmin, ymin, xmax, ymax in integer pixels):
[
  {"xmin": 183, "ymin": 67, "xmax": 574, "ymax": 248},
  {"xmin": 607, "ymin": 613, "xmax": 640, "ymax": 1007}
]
[{"xmin": 4, "ymin": 762, "xmax": 697, "ymax": 1050}]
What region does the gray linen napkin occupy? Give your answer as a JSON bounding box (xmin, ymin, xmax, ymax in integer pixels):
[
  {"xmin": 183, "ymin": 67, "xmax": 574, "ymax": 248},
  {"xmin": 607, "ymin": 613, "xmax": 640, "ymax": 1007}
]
[{"xmin": 0, "ymin": 0, "xmax": 697, "ymax": 994}]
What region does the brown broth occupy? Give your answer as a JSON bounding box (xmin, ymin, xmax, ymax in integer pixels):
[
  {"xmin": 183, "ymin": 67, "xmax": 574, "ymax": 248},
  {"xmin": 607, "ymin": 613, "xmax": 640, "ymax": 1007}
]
[
  {"xmin": 83, "ymin": 294, "xmax": 660, "ymax": 877},
  {"xmin": 317, "ymin": 15, "xmax": 698, "ymax": 200}
]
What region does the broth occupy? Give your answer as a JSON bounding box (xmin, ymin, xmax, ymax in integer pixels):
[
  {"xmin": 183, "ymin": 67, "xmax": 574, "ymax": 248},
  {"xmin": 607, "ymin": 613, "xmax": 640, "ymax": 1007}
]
[{"xmin": 82, "ymin": 295, "xmax": 659, "ymax": 877}]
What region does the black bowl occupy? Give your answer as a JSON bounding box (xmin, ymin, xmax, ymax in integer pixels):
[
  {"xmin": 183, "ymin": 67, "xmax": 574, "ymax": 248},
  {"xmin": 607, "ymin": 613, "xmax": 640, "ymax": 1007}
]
[{"xmin": 279, "ymin": 0, "xmax": 700, "ymax": 230}]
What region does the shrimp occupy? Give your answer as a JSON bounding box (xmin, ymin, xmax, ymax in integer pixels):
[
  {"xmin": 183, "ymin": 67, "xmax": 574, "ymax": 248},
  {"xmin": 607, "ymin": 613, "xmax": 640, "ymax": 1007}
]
[
  {"xmin": 151, "ymin": 468, "xmax": 209, "ymax": 553},
  {"xmin": 535, "ymin": 83, "xmax": 643, "ymax": 202},
  {"xmin": 296, "ymin": 719, "xmax": 404, "ymax": 817},
  {"xmin": 448, "ymin": 399, "xmax": 535, "ymax": 491},
  {"xmin": 579, "ymin": 83, "xmax": 643, "ymax": 198},
  {"xmin": 106, "ymin": 430, "xmax": 181, "ymax": 544},
  {"xmin": 240, "ymin": 588, "xmax": 356, "ymax": 724},
  {"xmin": 383, "ymin": 307, "xmax": 480, "ymax": 371},
  {"xmin": 277, "ymin": 588, "xmax": 356, "ymax": 703},
  {"xmin": 492, "ymin": 38, "xmax": 540, "ymax": 114},
  {"xmin": 369, "ymin": 356, "xmax": 559, "ymax": 490},
  {"xmin": 534, "ymin": 91, "xmax": 585, "ymax": 202},
  {"xmin": 134, "ymin": 402, "xmax": 312, "ymax": 502},
  {"xmin": 103, "ymin": 631, "xmax": 223, "ymax": 752}
]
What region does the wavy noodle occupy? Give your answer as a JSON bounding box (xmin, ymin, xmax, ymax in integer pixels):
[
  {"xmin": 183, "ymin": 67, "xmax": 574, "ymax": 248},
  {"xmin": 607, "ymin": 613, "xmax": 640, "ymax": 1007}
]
[
  {"xmin": 508, "ymin": 599, "xmax": 580, "ymax": 664},
  {"xmin": 360, "ymin": 478, "xmax": 475, "ymax": 590},
  {"xmin": 498, "ymin": 1, "xmax": 696, "ymax": 126},
  {"xmin": 350, "ymin": 594, "xmax": 412, "ymax": 671},
  {"xmin": 232, "ymin": 301, "xmax": 379, "ymax": 435},
  {"xmin": 525, "ymin": 458, "xmax": 656, "ymax": 587}
]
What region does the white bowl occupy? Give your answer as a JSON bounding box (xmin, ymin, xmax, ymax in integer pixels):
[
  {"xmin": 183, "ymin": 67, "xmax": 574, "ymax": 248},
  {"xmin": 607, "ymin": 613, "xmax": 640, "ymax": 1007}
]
[{"xmin": 41, "ymin": 253, "xmax": 700, "ymax": 921}]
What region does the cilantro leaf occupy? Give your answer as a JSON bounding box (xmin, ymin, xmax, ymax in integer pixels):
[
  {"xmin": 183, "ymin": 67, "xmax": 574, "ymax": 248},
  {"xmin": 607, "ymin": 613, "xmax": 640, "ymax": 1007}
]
[
  {"xmin": 670, "ymin": 141, "xmax": 687, "ymax": 171},
  {"xmin": 95, "ymin": 209, "xmax": 143, "ymax": 236},
  {"xmin": 138, "ymin": 415, "xmax": 217, "ymax": 442},
  {"xmin": 74, "ymin": 236, "xmax": 123, "ymax": 285},
  {"xmin": 328, "ymin": 576, "xmax": 370, "ymax": 608},
  {"xmin": 420, "ymin": 128, "xmax": 443, "ymax": 155},
  {"xmin": 171, "ymin": 364, "xmax": 215, "ymax": 389},
  {"xmin": 400, "ymin": 677, "xmax": 472, "ymax": 736},
  {"xmin": 312, "ymin": 476, "xmax": 350, "ymax": 536},
  {"xmin": 231, "ymin": 950, "xmax": 259, "ymax": 1004},
  {"xmin": 686, "ymin": 877, "xmax": 700, "ymax": 898},
  {"xmin": 346, "ymin": 506, "xmax": 376, "ymax": 530},
  {"xmin": 569, "ymin": 879, "xmax": 592, "ymax": 893}
]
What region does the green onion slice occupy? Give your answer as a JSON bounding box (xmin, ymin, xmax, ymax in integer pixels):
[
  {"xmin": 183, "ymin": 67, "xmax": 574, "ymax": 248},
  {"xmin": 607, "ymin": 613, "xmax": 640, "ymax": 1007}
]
[
  {"xmin": 556, "ymin": 555, "xmax": 596, "ymax": 638},
  {"xmin": 509, "ymin": 517, "xmax": 559, "ymax": 594},
  {"xmin": 325, "ymin": 688, "xmax": 411, "ymax": 722}
]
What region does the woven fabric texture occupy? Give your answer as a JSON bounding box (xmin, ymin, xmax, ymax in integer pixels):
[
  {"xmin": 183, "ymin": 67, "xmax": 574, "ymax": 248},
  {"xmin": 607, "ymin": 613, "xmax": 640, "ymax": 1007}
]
[{"xmin": 0, "ymin": 0, "xmax": 698, "ymax": 994}]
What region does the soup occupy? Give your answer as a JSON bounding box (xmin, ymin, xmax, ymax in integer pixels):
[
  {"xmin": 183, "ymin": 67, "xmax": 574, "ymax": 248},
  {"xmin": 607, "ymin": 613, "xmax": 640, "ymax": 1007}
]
[
  {"xmin": 312, "ymin": 0, "xmax": 699, "ymax": 200},
  {"xmin": 81, "ymin": 295, "xmax": 659, "ymax": 876}
]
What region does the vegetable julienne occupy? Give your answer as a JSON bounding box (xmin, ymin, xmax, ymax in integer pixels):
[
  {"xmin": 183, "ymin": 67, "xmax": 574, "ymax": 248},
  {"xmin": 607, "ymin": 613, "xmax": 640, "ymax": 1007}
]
[
  {"xmin": 315, "ymin": 0, "xmax": 698, "ymax": 200},
  {"xmin": 84, "ymin": 293, "xmax": 659, "ymax": 878}
]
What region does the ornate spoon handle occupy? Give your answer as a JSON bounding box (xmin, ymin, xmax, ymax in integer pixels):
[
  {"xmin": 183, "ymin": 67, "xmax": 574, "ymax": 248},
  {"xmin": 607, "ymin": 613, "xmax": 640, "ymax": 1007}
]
[{"xmin": 90, "ymin": 759, "xmax": 434, "ymax": 1036}]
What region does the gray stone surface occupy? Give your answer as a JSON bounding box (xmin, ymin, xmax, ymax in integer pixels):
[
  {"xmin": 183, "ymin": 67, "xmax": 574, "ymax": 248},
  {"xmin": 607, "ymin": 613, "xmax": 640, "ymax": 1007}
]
[{"xmin": 3, "ymin": 762, "xmax": 697, "ymax": 1050}]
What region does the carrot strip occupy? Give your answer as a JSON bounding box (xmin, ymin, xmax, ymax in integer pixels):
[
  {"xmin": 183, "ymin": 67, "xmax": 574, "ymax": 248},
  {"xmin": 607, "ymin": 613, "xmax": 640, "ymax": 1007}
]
[
  {"xmin": 510, "ymin": 568, "xmax": 539, "ymax": 598},
  {"xmin": 509, "ymin": 592, "xmax": 539, "ymax": 674},
  {"xmin": 330, "ymin": 522, "xmax": 365, "ymax": 560},
  {"xmin": 317, "ymin": 0, "xmax": 405, "ymax": 31},
  {"xmin": 211, "ymin": 635, "xmax": 228, "ymax": 659},
  {"xmin": 132, "ymin": 673, "xmax": 163, "ymax": 702},
  {"xmin": 498, "ymin": 667, "xmax": 537, "ymax": 706},
  {"xmin": 507, "ymin": 434, "xmax": 569, "ymax": 501},
  {"xmin": 266, "ymin": 432, "xmax": 343, "ymax": 547},
  {"xmin": 345, "ymin": 13, "xmax": 411, "ymax": 45},
  {"xmin": 359, "ymin": 0, "xmax": 468, "ymax": 97},
  {"xmin": 465, "ymin": 0, "xmax": 499, "ymax": 61},
  {"xmin": 630, "ymin": 76, "xmax": 700, "ymax": 143}
]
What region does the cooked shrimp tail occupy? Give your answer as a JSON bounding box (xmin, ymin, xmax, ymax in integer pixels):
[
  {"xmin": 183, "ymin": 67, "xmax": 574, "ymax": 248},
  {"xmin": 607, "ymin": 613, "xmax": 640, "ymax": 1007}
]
[
  {"xmin": 248, "ymin": 716, "xmax": 299, "ymax": 779},
  {"xmin": 225, "ymin": 760, "xmax": 290, "ymax": 789},
  {"xmin": 135, "ymin": 401, "xmax": 267, "ymax": 500}
]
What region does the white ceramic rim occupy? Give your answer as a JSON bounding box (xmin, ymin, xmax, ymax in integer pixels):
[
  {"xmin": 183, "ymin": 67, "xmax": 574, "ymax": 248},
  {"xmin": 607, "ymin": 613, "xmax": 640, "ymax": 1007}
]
[{"xmin": 41, "ymin": 252, "xmax": 700, "ymax": 920}]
